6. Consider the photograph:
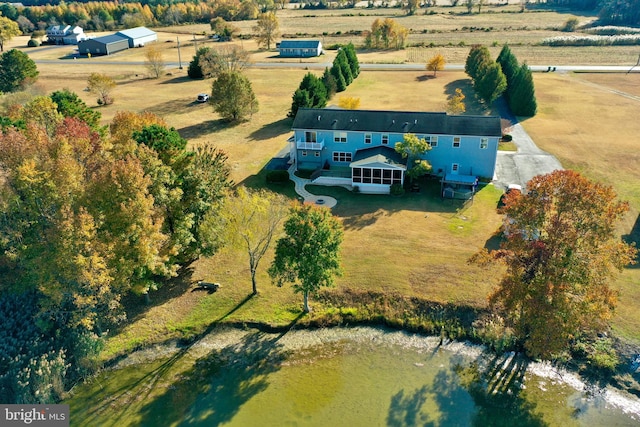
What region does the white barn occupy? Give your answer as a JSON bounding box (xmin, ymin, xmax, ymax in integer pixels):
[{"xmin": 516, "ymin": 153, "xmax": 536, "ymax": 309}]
[{"xmin": 115, "ymin": 27, "xmax": 157, "ymax": 48}]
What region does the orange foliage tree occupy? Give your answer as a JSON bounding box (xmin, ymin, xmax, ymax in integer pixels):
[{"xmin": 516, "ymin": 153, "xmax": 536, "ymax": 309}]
[{"xmin": 474, "ymin": 170, "xmax": 637, "ymax": 359}]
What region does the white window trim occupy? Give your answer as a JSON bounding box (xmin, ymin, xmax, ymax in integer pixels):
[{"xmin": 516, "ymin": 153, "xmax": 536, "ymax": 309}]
[
  {"xmin": 453, "ymin": 137, "xmax": 461, "ymax": 148},
  {"xmin": 365, "ymin": 133, "xmax": 372, "ymax": 144},
  {"xmin": 382, "ymin": 134, "xmax": 389, "ymax": 145},
  {"xmin": 480, "ymin": 138, "xmax": 488, "ymax": 149},
  {"xmin": 334, "ymin": 131, "xmax": 347, "ymax": 143}
]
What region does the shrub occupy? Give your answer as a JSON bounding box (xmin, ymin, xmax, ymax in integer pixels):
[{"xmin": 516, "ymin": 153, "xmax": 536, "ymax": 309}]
[
  {"xmin": 390, "ymin": 183, "xmax": 405, "ymax": 195},
  {"xmin": 501, "ymin": 134, "xmax": 513, "ymax": 142},
  {"xmin": 27, "ymin": 39, "xmax": 41, "ymax": 47},
  {"xmin": 266, "ymin": 170, "xmax": 290, "ymax": 183}
]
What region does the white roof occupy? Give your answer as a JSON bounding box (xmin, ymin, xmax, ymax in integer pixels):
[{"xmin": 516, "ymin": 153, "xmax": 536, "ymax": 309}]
[{"xmin": 116, "ymin": 27, "xmax": 156, "ymax": 39}]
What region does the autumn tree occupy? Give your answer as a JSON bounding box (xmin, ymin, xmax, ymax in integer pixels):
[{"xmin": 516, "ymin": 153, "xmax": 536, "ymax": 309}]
[
  {"xmin": 198, "ymin": 45, "xmax": 251, "ymax": 78},
  {"xmin": 426, "ymin": 53, "xmax": 446, "ymax": 77},
  {"xmin": 220, "ymin": 187, "xmax": 288, "ymax": 295},
  {"xmin": 0, "ymin": 49, "xmax": 38, "ymax": 93},
  {"xmin": 209, "ymin": 17, "xmax": 239, "ymax": 41},
  {"xmin": 210, "ymin": 71, "xmax": 258, "ymax": 121},
  {"xmin": 446, "ymin": 88, "xmax": 466, "ymax": 114},
  {"xmin": 254, "ymin": 12, "xmax": 279, "ymax": 50},
  {"xmin": 365, "ymin": 18, "xmax": 408, "ymax": 49},
  {"xmin": 476, "ymin": 170, "xmax": 637, "ymax": 359},
  {"xmin": 87, "ymin": 73, "xmax": 115, "ymax": 106},
  {"xmin": 144, "ymin": 44, "xmax": 165, "ymax": 79},
  {"xmin": 395, "ymin": 133, "xmax": 432, "ymax": 185},
  {"xmin": 338, "ymin": 96, "xmax": 361, "ymax": 109},
  {"xmin": 0, "ymin": 16, "xmax": 20, "ymax": 52},
  {"xmin": 269, "ymin": 203, "xmax": 343, "ymax": 313},
  {"xmin": 402, "ymin": 0, "xmax": 420, "ymax": 15}
]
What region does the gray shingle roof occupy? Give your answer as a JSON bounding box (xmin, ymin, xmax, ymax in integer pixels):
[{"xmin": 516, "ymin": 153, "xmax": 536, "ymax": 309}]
[
  {"xmin": 292, "ymin": 108, "xmax": 502, "ymax": 137},
  {"xmin": 351, "ymin": 146, "xmax": 406, "ymax": 168},
  {"xmin": 279, "ymin": 40, "xmax": 321, "ymax": 49}
]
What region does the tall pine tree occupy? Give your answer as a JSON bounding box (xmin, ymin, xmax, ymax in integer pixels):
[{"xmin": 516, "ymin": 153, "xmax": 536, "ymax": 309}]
[{"xmin": 509, "ymin": 62, "xmax": 537, "ymax": 117}]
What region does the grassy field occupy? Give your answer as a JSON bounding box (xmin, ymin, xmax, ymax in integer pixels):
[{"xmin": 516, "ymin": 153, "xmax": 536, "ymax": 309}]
[{"xmin": 4, "ymin": 7, "xmax": 640, "ymax": 357}]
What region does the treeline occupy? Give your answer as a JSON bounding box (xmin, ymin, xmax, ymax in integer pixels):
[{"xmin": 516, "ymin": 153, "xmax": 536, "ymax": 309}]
[
  {"xmin": 289, "ymin": 43, "xmax": 359, "ymax": 117},
  {"xmin": 465, "ymin": 44, "xmax": 536, "ymax": 116},
  {"xmin": 0, "ymin": 88, "xmax": 232, "ymax": 403},
  {"xmin": 0, "ymin": 0, "xmax": 262, "ymax": 33}
]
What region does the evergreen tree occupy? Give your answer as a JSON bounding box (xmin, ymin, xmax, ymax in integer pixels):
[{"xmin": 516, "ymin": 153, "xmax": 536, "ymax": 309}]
[
  {"xmin": 0, "ymin": 49, "xmax": 38, "ymax": 93},
  {"xmin": 330, "ymin": 64, "xmax": 347, "ymax": 92},
  {"xmin": 343, "ymin": 43, "xmax": 360, "ymax": 77},
  {"xmin": 322, "ymin": 67, "xmax": 337, "ymax": 98},
  {"xmin": 187, "ymin": 47, "xmax": 211, "ymax": 79},
  {"xmin": 476, "ymin": 62, "xmax": 507, "ymax": 104},
  {"xmin": 496, "ymin": 44, "xmax": 519, "ymax": 89},
  {"xmin": 289, "ymin": 88, "xmax": 311, "ymax": 118},
  {"xmin": 334, "ymin": 50, "xmax": 353, "ymax": 85},
  {"xmin": 299, "ymin": 72, "xmax": 328, "ymax": 108},
  {"xmin": 464, "ymin": 45, "xmax": 491, "ymax": 81},
  {"xmin": 509, "ymin": 62, "xmax": 537, "ymax": 117}
]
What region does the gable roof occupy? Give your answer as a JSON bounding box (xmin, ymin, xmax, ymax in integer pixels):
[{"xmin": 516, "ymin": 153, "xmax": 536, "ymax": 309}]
[
  {"xmin": 350, "ymin": 146, "xmax": 406, "ymax": 169},
  {"xmin": 292, "ymin": 108, "xmax": 502, "ymax": 137},
  {"xmin": 279, "ymin": 40, "xmax": 322, "ymax": 49},
  {"xmin": 84, "ymin": 34, "xmax": 128, "ymax": 45},
  {"xmin": 116, "ymin": 27, "xmax": 156, "ymax": 39}
]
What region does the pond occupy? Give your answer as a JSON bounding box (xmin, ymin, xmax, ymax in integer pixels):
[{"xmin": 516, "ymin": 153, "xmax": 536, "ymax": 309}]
[{"xmin": 66, "ymin": 327, "xmax": 640, "ymax": 426}]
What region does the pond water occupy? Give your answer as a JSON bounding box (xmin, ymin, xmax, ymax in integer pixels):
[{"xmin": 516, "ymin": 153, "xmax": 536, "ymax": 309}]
[{"xmin": 68, "ymin": 327, "xmax": 640, "ymax": 426}]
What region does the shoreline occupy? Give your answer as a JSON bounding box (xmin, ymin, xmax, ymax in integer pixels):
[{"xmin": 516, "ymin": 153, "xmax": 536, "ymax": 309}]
[{"xmin": 108, "ymin": 324, "xmax": 640, "ymax": 420}]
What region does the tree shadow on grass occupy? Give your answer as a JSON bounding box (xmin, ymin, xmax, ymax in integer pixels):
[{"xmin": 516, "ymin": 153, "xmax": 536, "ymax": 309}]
[
  {"xmin": 444, "ymin": 79, "xmax": 497, "ymax": 116},
  {"xmin": 160, "ymin": 75, "xmax": 194, "ymax": 85},
  {"xmin": 135, "ymin": 315, "xmax": 302, "ymax": 426},
  {"xmin": 623, "ymin": 212, "xmax": 640, "ymax": 268},
  {"xmin": 178, "ymin": 118, "xmax": 234, "ymax": 139},
  {"xmin": 247, "ymin": 118, "xmax": 292, "ymax": 141}
]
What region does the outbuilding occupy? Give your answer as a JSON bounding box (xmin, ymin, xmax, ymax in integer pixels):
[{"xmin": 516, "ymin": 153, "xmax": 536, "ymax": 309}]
[
  {"xmin": 115, "ymin": 27, "xmax": 158, "ymax": 48},
  {"xmin": 78, "ymin": 35, "xmax": 129, "ymax": 56},
  {"xmin": 278, "ymin": 40, "xmax": 322, "ymax": 58}
]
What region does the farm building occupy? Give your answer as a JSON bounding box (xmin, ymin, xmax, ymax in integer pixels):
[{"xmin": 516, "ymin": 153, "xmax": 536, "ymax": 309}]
[
  {"xmin": 115, "ymin": 27, "xmax": 158, "ymax": 48},
  {"xmin": 278, "ymin": 40, "xmax": 322, "ymax": 58},
  {"xmin": 78, "ymin": 35, "xmax": 129, "ymax": 56},
  {"xmin": 46, "ymin": 25, "xmax": 87, "ymax": 45}
]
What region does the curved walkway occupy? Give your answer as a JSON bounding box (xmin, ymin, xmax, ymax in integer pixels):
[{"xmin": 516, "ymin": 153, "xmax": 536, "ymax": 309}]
[{"xmin": 288, "ymin": 164, "xmax": 338, "ymax": 208}]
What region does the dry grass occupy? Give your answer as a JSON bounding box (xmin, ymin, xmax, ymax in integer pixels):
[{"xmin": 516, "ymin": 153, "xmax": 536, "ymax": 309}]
[{"xmin": 5, "ymin": 10, "xmax": 640, "ymax": 352}]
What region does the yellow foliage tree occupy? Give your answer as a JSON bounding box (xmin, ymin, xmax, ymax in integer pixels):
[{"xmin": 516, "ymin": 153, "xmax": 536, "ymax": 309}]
[
  {"xmin": 426, "ymin": 53, "xmax": 446, "ymax": 77},
  {"xmin": 446, "ymin": 88, "xmax": 466, "ymax": 115},
  {"xmin": 338, "ymin": 96, "xmax": 361, "ymax": 110}
]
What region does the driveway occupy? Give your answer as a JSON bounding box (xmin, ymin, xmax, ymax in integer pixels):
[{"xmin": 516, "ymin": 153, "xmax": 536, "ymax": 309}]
[{"xmin": 493, "ymin": 101, "xmax": 563, "ymax": 191}]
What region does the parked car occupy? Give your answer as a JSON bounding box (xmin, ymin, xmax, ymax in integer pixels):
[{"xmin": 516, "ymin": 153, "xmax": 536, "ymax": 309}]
[{"xmin": 197, "ymin": 93, "xmax": 209, "ymax": 103}]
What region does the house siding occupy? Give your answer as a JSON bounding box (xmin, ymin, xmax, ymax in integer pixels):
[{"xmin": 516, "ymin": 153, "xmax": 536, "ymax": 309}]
[
  {"xmin": 278, "ymin": 40, "xmax": 322, "ymax": 57},
  {"xmin": 291, "ymin": 108, "xmax": 500, "ymax": 180}
]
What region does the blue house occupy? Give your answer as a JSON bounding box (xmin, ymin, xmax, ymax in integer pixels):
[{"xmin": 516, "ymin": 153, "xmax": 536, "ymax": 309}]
[
  {"xmin": 278, "ymin": 40, "xmax": 323, "ymax": 57},
  {"xmin": 290, "ymin": 108, "xmax": 502, "ymax": 195}
]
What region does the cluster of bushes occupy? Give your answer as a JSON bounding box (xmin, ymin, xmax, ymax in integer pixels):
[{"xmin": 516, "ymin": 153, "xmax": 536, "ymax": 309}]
[{"xmin": 289, "ymin": 43, "xmax": 359, "ymax": 117}]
